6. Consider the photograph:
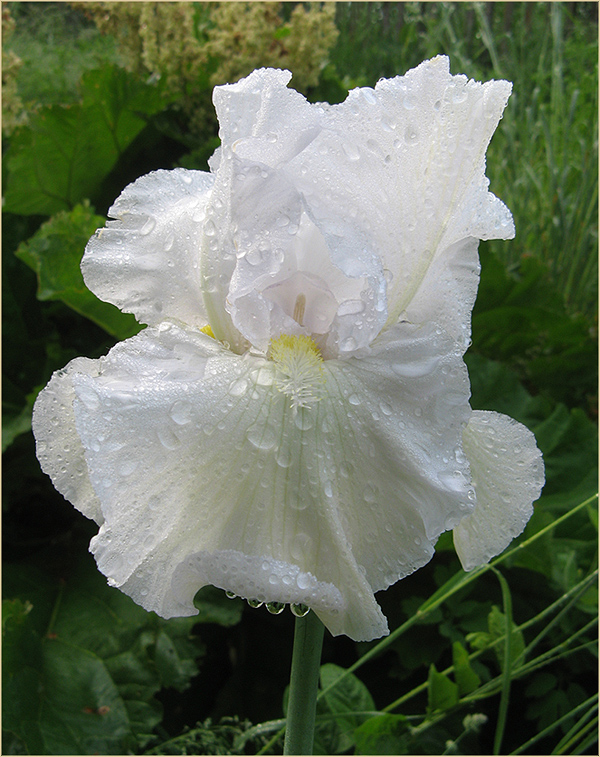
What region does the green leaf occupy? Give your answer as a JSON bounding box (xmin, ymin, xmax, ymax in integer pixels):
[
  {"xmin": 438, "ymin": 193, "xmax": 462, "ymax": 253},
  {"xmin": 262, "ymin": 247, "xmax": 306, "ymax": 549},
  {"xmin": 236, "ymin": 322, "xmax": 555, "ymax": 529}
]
[
  {"xmin": 466, "ymin": 605, "xmax": 526, "ymax": 672},
  {"xmin": 15, "ymin": 202, "xmax": 140, "ymax": 340},
  {"xmin": 427, "ymin": 664, "xmax": 459, "ymax": 713},
  {"xmin": 353, "ymin": 713, "xmax": 410, "ymax": 755},
  {"xmin": 3, "ymin": 65, "xmax": 164, "ymax": 216},
  {"xmin": 452, "ymin": 641, "xmax": 481, "ymax": 695},
  {"xmin": 2, "ymin": 389, "xmax": 36, "ymax": 452},
  {"xmin": 2, "ymin": 557, "xmax": 211, "ymax": 754},
  {"xmin": 313, "ymin": 664, "xmax": 376, "ymax": 754},
  {"xmin": 193, "ymin": 586, "xmax": 245, "ymax": 626}
]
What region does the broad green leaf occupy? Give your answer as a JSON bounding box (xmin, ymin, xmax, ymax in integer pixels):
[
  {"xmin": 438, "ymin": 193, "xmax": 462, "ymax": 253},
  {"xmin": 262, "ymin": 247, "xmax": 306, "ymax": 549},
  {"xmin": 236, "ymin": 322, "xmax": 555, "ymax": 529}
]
[
  {"xmin": 312, "ymin": 664, "xmax": 376, "ymax": 754},
  {"xmin": 15, "ymin": 203, "xmax": 140, "ymax": 340},
  {"xmin": 452, "ymin": 641, "xmax": 481, "ymax": 695},
  {"xmin": 3, "ymin": 65, "xmax": 164, "ymax": 216},
  {"xmin": 466, "ymin": 605, "xmax": 526, "ymax": 672},
  {"xmin": 193, "ymin": 586, "xmax": 246, "ymax": 626},
  {"xmin": 353, "ymin": 713, "xmax": 410, "ymax": 755},
  {"xmin": 3, "ymin": 556, "xmax": 241, "ymax": 754},
  {"xmin": 427, "ymin": 664, "xmax": 459, "ymax": 713}
]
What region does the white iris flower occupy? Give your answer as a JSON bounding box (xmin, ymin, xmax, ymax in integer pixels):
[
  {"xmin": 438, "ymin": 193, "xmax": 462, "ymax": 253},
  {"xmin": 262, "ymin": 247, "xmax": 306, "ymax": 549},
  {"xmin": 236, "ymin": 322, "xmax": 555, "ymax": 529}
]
[{"xmin": 32, "ymin": 58, "xmax": 544, "ymax": 642}]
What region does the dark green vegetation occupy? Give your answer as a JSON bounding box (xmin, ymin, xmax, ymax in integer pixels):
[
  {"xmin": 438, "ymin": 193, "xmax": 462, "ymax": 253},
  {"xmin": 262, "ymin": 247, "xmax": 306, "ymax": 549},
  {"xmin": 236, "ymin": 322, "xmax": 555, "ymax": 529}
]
[{"xmin": 3, "ymin": 3, "xmax": 597, "ymax": 754}]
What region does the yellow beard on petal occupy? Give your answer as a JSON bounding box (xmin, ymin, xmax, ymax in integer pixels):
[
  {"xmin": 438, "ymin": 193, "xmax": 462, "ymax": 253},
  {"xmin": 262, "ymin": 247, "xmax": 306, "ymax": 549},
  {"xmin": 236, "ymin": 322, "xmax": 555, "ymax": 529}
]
[{"xmin": 269, "ymin": 334, "xmax": 325, "ymax": 410}]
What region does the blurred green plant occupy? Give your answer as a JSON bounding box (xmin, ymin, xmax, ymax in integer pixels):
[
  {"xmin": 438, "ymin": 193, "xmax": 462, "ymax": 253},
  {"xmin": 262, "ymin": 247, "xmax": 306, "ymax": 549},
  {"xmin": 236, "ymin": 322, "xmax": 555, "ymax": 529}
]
[{"xmin": 2, "ymin": 2, "xmax": 597, "ymax": 755}]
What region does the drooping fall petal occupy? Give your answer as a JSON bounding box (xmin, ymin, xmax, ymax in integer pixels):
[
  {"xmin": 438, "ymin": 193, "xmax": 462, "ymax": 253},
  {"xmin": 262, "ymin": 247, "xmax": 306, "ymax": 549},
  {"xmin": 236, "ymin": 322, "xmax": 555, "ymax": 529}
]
[{"xmin": 454, "ymin": 411, "xmax": 545, "ymax": 570}]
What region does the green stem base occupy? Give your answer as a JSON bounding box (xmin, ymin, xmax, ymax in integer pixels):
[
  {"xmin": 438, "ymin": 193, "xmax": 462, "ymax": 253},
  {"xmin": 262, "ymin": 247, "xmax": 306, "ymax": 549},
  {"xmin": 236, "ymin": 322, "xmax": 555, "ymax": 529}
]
[{"xmin": 283, "ymin": 610, "xmax": 325, "ymax": 755}]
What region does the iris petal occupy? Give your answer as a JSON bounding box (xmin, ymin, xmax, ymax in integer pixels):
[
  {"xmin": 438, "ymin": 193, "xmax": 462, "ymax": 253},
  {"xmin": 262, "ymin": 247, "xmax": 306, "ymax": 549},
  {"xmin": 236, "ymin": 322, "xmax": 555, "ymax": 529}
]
[
  {"xmin": 454, "ymin": 411, "xmax": 545, "ymax": 570},
  {"xmin": 82, "ymin": 168, "xmax": 214, "ymax": 330},
  {"xmin": 35, "ymin": 316, "xmax": 472, "ymax": 641}
]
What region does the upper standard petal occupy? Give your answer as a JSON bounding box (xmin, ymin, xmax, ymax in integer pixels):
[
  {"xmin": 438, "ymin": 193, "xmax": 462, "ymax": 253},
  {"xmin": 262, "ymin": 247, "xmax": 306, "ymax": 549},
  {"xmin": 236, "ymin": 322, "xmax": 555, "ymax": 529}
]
[{"xmin": 82, "ymin": 168, "xmax": 214, "ymax": 330}]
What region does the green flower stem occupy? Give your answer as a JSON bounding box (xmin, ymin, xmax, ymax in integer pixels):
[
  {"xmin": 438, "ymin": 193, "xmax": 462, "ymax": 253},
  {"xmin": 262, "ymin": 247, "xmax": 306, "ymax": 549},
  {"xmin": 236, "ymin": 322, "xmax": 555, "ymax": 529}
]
[{"xmin": 283, "ymin": 610, "xmax": 325, "ymax": 755}]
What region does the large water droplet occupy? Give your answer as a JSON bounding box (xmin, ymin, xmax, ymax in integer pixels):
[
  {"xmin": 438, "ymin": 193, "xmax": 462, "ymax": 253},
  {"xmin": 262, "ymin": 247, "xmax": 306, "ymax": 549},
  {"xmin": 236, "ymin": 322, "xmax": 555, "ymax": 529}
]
[
  {"xmin": 229, "ymin": 378, "xmax": 249, "ymax": 396},
  {"xmin": 276, "ymin": 448, "xmax": 293, "ymax": 468},
  {"xmin": 294, "ymin": 410, "xmax": 314, "ymax": 431},
  {"xmin": 140, "ymin": 216, "xmax": 156, "ymax": 235},
  {"xmin": 392, "ymin": 358, "xmax": 440, "ymax": 378},
  {"xmin": 290, "ymin": 532, "xmax": 313, "ymax": 560},
  {"xmin": 291, "ymin": 603, "xmax": 310, "ymax": 617},
  {"xmin": 247, "ymin": 599, "xmax": 263, "ymax": 608},
  {"xmin": 296, "ymin": 573, "xmax": 311, "ymax": 590},
  {"xmin": 337, "ymin": 299, "xmax": 365, "ymax": 316},
  {"xmin": 246, "ymin": 424, "xmax": 277, "ymax": 451},
  {"xmin": 266, "ymin": 601, "xmax": 285, "ymax": 615},
  {"xmin": 339, "ymin": 336, "xmax": 357, "ymax": 352},
  {"xmin": 163, "ymin": 233, "xmax": 175, "ymax": 252},
  {"xmin": 157, "ymin": 427, "xmax": 180, "ymax": 450},
  {"xmin": 348, "ymin": 393, "xmax": 361, "ymax": 406},
  {"xmin": 169, "ymin": 400, "xmax": 192, "ymax": 425}
]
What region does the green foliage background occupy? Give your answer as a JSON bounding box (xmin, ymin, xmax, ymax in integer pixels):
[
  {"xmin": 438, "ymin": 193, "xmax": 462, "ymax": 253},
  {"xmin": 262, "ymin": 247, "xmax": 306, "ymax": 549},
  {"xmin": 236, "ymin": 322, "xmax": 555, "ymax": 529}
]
[{"xmin": 3, "ymin": 3, "xmax": 597, "ymax": 755}]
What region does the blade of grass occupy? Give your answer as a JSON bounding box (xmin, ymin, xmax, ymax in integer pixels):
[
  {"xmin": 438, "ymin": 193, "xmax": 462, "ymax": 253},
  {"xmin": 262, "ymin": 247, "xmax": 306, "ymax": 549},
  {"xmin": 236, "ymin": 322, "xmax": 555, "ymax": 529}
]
[
  {"xmin": 490, "ymin": 568, "xmax": 515, "ymax": 755},
  {"xmin": 510, "ymin": 694, "xmax": 598, "ymax": 755}
]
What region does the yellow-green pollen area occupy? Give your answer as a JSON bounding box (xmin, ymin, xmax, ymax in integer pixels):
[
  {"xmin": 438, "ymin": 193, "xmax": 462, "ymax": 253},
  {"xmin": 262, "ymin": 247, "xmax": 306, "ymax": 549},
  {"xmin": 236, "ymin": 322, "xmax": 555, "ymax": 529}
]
[
  {"xmin": 269, "ymin": 334, "xmax": 325, "ymax": 411},
  {"xmin": 200, "ymin": 324, "xmax": 216, "ymax": 338}
]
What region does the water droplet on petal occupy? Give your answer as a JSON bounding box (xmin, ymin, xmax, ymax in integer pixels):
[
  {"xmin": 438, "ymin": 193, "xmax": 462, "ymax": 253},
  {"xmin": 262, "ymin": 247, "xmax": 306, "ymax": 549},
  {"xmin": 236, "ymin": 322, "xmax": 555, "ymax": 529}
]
[
  {"xmin": 140, "ymin": 216, "xmax": 156, "ymax": 235},
  {"xmin": 296, "ymin": 573, "xmax": 311, "ymax": 590},
  {"xmin": 157, "ymin": 427, "xmax": 180, "ymax": 450},
  {"xmin": 247, "ymin": 599, "xmax": 263, "ymax": 608},
  {"xmin": 246, "ymin": 424, "xmax": 277, "ymax": 450},
  {"xmin": 294, "ymin": 411, "xmax": 314, "ymax": 431},
  {"xmin": 404, "ymin": 125, "xmax": 419, "ymax": 144},
  {"xmin": 337, "ymin": 299, "xmax": 365, "ymax": 317},
  {"xmin": 266, "ymin": 601, "xmax": 285, "ymax": 615},
  {"xmin": 169, "ymin": 400, "xmax": 192, "ymax": 425},
  {"xmin": 163, "ymin": 233, "xmax": 175, "ymax": 252},
  {"xmin": 225, "ymin": 590, "xmax": 237, "ymax": 599},
  {"xmin": 229, "ymin": 378, "xmax": 249, "ymax": 396},
  {"xmin": 291, "ymin": 603, "xmax": 310, "ymax": 617},
  {"xmin": 348, "ymin": 394, "xmax": 361, "ymax": 406},
  {"xmin": 340, "ymin": 336, "xmax": 357, "ymax": 352},
  {"xmin": 276, "ymin": 449, "xmax": 293, "ymax": 468}
]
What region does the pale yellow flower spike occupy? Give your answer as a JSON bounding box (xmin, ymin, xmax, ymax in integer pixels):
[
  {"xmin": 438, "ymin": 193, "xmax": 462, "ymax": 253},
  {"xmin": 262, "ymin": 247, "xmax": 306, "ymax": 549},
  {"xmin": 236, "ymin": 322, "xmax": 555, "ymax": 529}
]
[{"xmin": 270, "ymin": 334, "xmax": 325, "ymax": 411}]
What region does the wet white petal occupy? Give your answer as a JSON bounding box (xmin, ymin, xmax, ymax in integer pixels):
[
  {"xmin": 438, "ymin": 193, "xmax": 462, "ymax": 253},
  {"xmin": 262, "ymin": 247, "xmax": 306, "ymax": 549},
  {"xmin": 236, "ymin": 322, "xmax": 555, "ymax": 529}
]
[
  {"xmin": 82, "ymin": 168, "xmax": 214, "ymax": 329},
  {"xmin": 36, "ymin": 319, "xmax": 473, "ymax": 641},
  {"xmin": 453, "ymin": 411, "xmax": 545, "ymax": 570},
  {"xmin": 32, "ymin": 358, "xmax": 103, "ymax": 524},
  {"xmin": 290, "ymin": 55, "xmax": 513, "ymax": 330}
]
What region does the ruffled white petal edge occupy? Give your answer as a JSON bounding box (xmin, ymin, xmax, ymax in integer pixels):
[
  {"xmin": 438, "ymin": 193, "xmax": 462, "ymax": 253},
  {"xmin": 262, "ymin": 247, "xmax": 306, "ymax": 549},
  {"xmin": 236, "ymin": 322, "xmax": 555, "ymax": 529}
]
[
  {"xmin": 453, "ymin": 410, "xmax": 545, "ymax": 570},
  {"xmin": 32, "ymin": 357, "xmax": 103, "ymax": 524},
  {"xmin": 82, "ymin": 168, "xmax": 214, "ymax": 330}
]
